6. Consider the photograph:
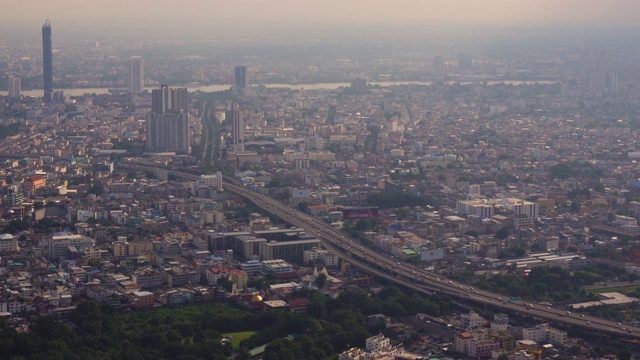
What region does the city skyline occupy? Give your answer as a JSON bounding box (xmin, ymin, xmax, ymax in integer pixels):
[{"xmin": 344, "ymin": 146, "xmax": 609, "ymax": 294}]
[{"xmin": 4, "ymin": 1, "xmax": 640, "ymax": 357}]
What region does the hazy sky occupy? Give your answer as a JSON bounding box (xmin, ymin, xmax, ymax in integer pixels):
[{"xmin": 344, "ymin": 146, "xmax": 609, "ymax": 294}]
[{"xmin": 2, "ymin": 0, "xmax": 639, "ymax": 39}]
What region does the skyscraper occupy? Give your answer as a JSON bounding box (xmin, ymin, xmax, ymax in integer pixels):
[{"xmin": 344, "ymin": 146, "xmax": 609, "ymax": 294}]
[
  {"xmin": 42, "ymin": 19, "xmax": 53, "ymax": 103},
  {"xmin": 234, "ymin": 66, "xmax": 247, "ymax": 88},
  {"xmin": 129, "ymin": 56, "xmax": 144, "ymax": 93},
  {"xmin": 350, "ymin": 78, "xmax": 368, "ymax": 94},
  {"xmin": 146, "ymin": 85, "xmax": 190, "ymax": 153},
  {"xmin": 151, "ymin": 85, "xmax": 170, "ymax": 113},
  {"xmin": 8, "ymin": 76, "xmax": 21, "ymax": 100},
  {"xmin": 606, "ymin": 71, "xmax": 619, "ymax": 94},
  {"xmin": 432, "ymin": 56, "xmax": 445, "ymax": 78},
  {"xmin": 582, "ymin": 50, "xmax": 610, "ymax": 94},
  {"xmin": 170, "ymin": 87, "xmax": 188, "ymax": 112},
  {"xmin": 151, "ymin": 85, "xmax": 188, "ymax": 113},
  {"xmin": 229, "ymin": 103, "xmax": 244, "ymax": 152},
  {"xmin": 457, "ymin": 53, "xmax": 473, "ymax": 71}
]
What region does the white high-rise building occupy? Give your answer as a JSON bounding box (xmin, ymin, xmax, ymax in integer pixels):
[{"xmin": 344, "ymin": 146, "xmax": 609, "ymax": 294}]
[
  {"xmin": 229, "ymin": 103, "xmax": 244, "ymax": 152},
  {"xmin": 129, "ymin": 56, "xmax": 144, "ymax": 93},
  {"xmin": 8, "ymin": 76, "xmax": 21, "ymax": 99}
]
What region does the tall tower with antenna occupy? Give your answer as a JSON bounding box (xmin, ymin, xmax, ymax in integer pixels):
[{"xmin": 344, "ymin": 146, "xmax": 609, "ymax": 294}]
[{"xmin": 42, "ymin": 19, "xmax": 53, "ymax": 103}]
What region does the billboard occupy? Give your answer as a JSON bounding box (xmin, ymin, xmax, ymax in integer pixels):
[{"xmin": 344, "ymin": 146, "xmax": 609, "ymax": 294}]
[{"xmin": 343, "ymin": 207, "xmax": 379, "ymax": 220}]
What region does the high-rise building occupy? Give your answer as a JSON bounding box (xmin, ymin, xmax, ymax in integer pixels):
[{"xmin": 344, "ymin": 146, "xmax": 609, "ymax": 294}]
[
  {"xmin": 582, "ymin": 50, "xmax": 611, "ymax": 94},
  {"xmin": 7, "ymin": 76, "xmax": 21, "ymax": 100},
  {"xmin": 607, "ymin": 71, "xmax": 619, "ymax": 94},
  {"xmin": 129, "ymin": 56, "xmax": 144, "ymax": 93},
  {"xmin": 42, "ymin": 19, "xmax": 53, "ymax": 103},
  {"xmin": 234, "ymin": 65, "xmax": 247, "ymax": 88},
  {"xmin": 432, "ymin": 56, "xmax": 445, "ymax": 78},
  {"xmin": 229, "ymin": 103, "xmax": 244, "ymax": 152},
  {"xmin": 457, "ymin": 53, "xmax": 473, "ymax": 71},
  {"xmin": 170, "ymin": 87, "xmax": 188, "ymax": 112},
  {"xmin": 151, "ymin": 85, "xmax": 188, "ymax": 113},
  {"xmin": 350, "ymin": 78, "xmax": 368, "ymax": 94},
  {"xmin": 151, "ymin": 85, "xmax": 170, "ymax": 113},
  {"xmin": 146, "ymin": 85, "xmax": 190, "ymax": 153},
  {"xmin": 146, "ymin": 113, "xmax": 190, "ymax": 153}
]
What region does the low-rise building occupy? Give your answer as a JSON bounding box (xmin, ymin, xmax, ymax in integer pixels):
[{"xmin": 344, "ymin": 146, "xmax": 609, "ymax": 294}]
[
  {"xmin": 230, "ymin": 269, "xmax": 248, "ymax": 290},
  {"xmin": 0, "ymin": 234, "xmax": 18, "ymax": 254},
  {"xmin": 261, "ymin": 259, "xmax": 294, "ymax": 274},
  {"xmin": 129, "ymin": 291, "xmax": 155, "ymax": 309}
]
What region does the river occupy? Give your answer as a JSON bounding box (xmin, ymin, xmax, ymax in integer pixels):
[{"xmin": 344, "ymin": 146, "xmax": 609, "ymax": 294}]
[{"xmin": 0, "ymin": 80, "xmax": 558, "ymax": 97}]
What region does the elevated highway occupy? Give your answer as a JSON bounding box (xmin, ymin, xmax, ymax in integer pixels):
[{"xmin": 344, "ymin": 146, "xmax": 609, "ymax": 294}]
[{"xmin": 120, "ymin": 161, "xmax": 640, "ymax": 339}]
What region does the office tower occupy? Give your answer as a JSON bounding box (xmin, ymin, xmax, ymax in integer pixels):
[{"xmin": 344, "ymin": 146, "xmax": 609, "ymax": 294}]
[
  {"xmin": 129, "ymin": 56, "xmax": 144, "ymax": 93},
  {"xmin": 234, "ymin": 66, "xmax": 247, "ymax": 88},
  {"xmin": 457, "ymin": 53, "xmax": 473, "ymax": 71},
  {"xmin": 582, "ymin": 50, "xmax": 610, "ymax": 94},
  {"xmin": 42, "ymin": 19, "xmax": 53, "ymax": 103},
  {"xmin": 170, "ymin": 87, "xmax": 188, "ymax": 112},
  {"xmin": 229, "ymin": 103, "xmax": 244, "ymax": 152},
  {"xmin": 580, "ymin": 50, "xmax": 595, "ymax": 79},
  {"xmin": 151, "ymin": 85, "xmax": 170, "ymax": 113},
  {"xmin": 146, "ymin": 85, "xmax": 190, "ymax": 153},
  {"xmin": 606, "ymin": 71, "xmax": 619, "ymax": 94},
  {"xmin": 432, "ymin": 56, "xmax": 444, "ymax": 78},
  {"xmin": 350, "ymin": 78, "xmax": 368, "ymax": 94},
  {"xmin": 152, "ymin": 85, "xmax": 188, "ymax": 113},
  {"xmin": 8, "ymin": 76, "xmax": 21, "ymax": 100}
]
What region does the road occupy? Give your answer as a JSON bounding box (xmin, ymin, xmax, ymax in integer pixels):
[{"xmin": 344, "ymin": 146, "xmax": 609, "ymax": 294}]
[{"xmin": 120, "ymin": 161, "xmax": 640, "ymax": 339}]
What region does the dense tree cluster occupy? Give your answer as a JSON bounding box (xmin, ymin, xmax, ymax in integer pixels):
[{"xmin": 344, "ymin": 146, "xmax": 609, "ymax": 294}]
[
  {"xmin": 0, "ymin": 287, "xmax": 450, "ymax": 360},
  {"xmin": 366, "ymin": 192, "xmax": 429, "ymax": 209},
  {"xmin": 2, "ymin": 218, "xmax": 72, "ymax": 235},
  {"xmin": 0, "ymin": 122, "xmax": 23, "ymax": 138},
  {"xmin": 473, "ymin": 265, "xmax": 623, "ymax": 303},
  {"xmin": 244, "ymin": 287, "xmax": 451, "ymax": 360},
  {"xmin": 0, "ymin": 302, "xmax": 257, "ymax": 359},
  {"xmin": 548, "ymin": 161, "xmax": 603, "ymax": 180}
]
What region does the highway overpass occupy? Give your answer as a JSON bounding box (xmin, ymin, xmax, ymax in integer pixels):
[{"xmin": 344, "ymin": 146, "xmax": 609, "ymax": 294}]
[{"xmin": 120, "ymin": 161, "xmax": 640, "ymax": 340}]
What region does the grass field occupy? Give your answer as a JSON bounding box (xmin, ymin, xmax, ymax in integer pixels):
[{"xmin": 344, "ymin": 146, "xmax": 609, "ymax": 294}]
[
  {"xmin": 592, "ymin": 286, "xmax": 640, "ymax": 295},
  {"xmin": 222, "ymin": 331, "xmax": 256, "ymax": 349}
]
